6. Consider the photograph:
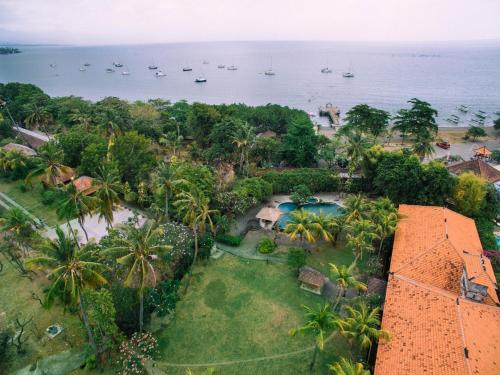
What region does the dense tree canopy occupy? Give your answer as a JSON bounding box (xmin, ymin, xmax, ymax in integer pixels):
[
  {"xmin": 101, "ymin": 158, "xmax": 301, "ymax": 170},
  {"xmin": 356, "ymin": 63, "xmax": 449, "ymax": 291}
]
[{"xmin": 281, "ymin": 117, "xmax": 318, "ymax": 167}]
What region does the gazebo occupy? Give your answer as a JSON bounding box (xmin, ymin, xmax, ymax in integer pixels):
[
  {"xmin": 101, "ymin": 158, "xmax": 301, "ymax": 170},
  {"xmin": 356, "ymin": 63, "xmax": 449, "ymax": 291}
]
[
  {"xmin": 473, "ymin": 146, "xmax": 492, "ymax": 160},
  {"xmin": 1, "ymin": 143, "xmax": 37, "ymax": 157},
  {"xmin": 255, "ymin": 207, "xmax": 282, "ymax": 230},
  {"xmin": 72, "ymin": 176, "xmax": 98, "ymax": 195},
  {"xmin": 298, "ymin": 266, "xmax": 326, "ymax": 295}
]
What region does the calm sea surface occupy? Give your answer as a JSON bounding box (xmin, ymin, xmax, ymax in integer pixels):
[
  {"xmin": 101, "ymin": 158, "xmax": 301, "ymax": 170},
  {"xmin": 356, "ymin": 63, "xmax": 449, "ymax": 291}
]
[{"xmin": 1, "ymin": 41, "xmax": 500, "ymax": 127}]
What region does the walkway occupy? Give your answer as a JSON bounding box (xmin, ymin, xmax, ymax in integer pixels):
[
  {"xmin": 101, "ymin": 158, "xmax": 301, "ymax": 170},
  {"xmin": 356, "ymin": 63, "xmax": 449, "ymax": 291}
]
[
  {"xmin": 0, "ymin": 191, "xmax": 44, "ymax": 227},
  {"xmin": 10, "ymin": 349, "xmax": 85, "ymax": 375}
]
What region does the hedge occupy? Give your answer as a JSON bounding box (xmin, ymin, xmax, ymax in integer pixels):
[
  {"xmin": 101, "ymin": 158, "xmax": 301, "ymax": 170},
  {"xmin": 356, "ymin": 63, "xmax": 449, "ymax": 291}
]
[
  {"xmin": 261, "ymin": 168, "xmax": 340, "ymax": 194},
  {"xmin": 216, "ymin": 233, "xmax": 243, "ymax": 246}
]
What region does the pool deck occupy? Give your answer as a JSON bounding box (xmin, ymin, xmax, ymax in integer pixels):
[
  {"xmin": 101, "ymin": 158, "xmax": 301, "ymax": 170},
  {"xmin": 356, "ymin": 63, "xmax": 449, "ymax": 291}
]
[{"xmin": 269, "ymin": 193, "xmax": 346, "ymax": 209}]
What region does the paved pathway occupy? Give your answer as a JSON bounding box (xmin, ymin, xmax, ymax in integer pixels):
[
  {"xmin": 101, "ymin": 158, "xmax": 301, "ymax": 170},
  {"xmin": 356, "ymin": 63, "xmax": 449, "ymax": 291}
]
[{"xmin": 9, "ymin": 349, "xmax": 85, "ymax": 375}]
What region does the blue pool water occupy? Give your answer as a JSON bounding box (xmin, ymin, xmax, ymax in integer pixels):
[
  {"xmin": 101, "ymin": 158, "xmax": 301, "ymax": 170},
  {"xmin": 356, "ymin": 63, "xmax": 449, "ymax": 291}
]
[
  {"xmin": 277, "ymin": 202, "xmax": 343, "ymax": 228},
  {"xmin": 496, "ymin": 236, "xmax": 500, "ymax": 249}
]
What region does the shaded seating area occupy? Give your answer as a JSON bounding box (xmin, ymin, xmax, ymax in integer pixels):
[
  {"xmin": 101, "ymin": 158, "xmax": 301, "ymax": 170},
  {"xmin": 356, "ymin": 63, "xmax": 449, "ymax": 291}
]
[
  {"xmin": 255, "ymin": 206, "xmax": 282, "ymax": 230},
  {"xmin": 298, "ymin": 266, "xmax": 326, "ymax": 295},
  {"xmin": 473, "ymin": 146, "xmax": 492, "ymax": 160}
]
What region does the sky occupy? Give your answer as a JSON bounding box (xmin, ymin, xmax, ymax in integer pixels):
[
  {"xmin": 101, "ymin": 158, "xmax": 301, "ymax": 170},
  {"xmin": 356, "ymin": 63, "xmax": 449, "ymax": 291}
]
[{"xmin": 1, "ymin": 0, "xmax": 500, "ymax": 45}]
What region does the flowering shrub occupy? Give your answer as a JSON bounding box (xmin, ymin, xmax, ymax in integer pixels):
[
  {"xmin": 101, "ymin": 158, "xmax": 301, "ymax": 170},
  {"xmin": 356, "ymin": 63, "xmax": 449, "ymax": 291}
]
[{"xmin": 117, "ymin": 332, "xmax": 158, "ymax": 375}]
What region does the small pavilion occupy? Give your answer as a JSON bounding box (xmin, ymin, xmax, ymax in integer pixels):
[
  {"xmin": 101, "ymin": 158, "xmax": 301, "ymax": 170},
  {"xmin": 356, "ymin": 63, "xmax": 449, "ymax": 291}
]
[
  {"xmin": 473, "ymin": 146, "xmax": 492, "ymax": 160},
  {"xmin": 72, "ymin": 176, "xmax": 98, "ymax": 195},
  {"xmin": 255, "ymin": 207, "xmax": 282, "ymax": 230},
  {"xmin": 1, "ymin": 143, "xmax": 37, "ymax": 157},
  {"xmin": 298, "ymin": 266, "xmax": 326, "ymax": 295}
]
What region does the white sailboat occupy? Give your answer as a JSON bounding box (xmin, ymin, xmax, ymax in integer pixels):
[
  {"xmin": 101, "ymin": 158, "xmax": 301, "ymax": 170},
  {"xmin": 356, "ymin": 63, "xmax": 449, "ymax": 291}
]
[
  {"xmin": 79, "ymin": 66, "xmax": 86, "ymax": 72},
  {"xmin": 121, "ymin": 66, "xmax": 130, "ymax": 75},
  {"xmin": 227, "ymin": 57, "xmax": 238, "ymax": 71},
  {"xmin": 155, "ymin": 70, "xmax": 166, "ymax": 77},
  {"xmin": 343, "ymin": 62, "xmax": 354, "ymax": 78},
  {"xmin": 264, "ymin": 57, "xmax": 275, "ymax": 76},
  {"xmin": 195, "ymin": 76, "xmax": 207, "ymax": 83}
]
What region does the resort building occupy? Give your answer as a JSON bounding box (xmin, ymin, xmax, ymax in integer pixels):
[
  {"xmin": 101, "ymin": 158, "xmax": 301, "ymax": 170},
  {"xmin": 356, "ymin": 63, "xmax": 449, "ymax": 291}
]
[
  {"xmin": 447, "ymin": 159, "xmax": 500, "ymax": 184},
  {"xmin": 72, "ymin": 176, "xmax": 98, "ymax": 195},
  {"xmin": 13, "ymin": 126, "xmax": 52, "ymax": 149},
  {"xmin": 374, "ymin": 205, "xmax": 500, "ymax": 375}
]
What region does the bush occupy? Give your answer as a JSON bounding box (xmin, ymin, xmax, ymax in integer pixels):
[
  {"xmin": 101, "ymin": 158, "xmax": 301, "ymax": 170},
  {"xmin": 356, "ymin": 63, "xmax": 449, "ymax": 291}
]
[
  {"xmin": 290, "ymin": 184, "xmax": 312, "ymax": 205},
  {"xmin": 257, "ymin": 237, "xmax": 277, "ymax": 254},
  {"xmin": 287, "ymin": 247, "xmax": 307, "ymax": 271},
  {"xmin": 491, "ymin": 149, "xmax": 500, "ymax": 164},
  {"xmin": 198, "ymin": 232, "xmax": 215, "ymax": 260},
  {"xmin": 147, "ymin": 280, "xmax": 180, "ymax": 317},
  {"xmin": 465, "ymin": 126, "xmax": 486, "ymax": 141},
  {"xmin": 261, "ymin": 168, "xmax": 340, "ymax": 194},
  {"xmin": 475, "ymin": 217, "xmax": 498, "ymax": 251},
  {"xmin": 216, "ymin": 233, "xmax": 242, "ymax": 246}
]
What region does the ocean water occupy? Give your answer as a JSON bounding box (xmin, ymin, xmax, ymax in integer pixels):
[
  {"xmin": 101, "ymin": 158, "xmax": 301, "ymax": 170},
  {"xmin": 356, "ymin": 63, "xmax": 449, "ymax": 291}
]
[{"xmin": 1, "ymin": 41, "xmax": 500, "ymax": 127}]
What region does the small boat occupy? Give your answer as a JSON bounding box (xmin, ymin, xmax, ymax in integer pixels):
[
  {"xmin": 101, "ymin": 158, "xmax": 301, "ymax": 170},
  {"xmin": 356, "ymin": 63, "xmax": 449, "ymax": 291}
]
[
  {"xmin": 155, "ymin": 70, "xmax": 166, "ymax": 77},
  {"xmin": 79, "ymin": 67, "xmax": 86, "ymax": 72},
  {"xmin": 121, "ymin": 70, "xmax": 130, "ymax": 76},
  {"xmin": 106, "ymin": 68, "xmax": 115, "ymax": 73},
  {"xmin": 202, "ymin": 60, "xmax": 209, "ymax": 64},
  {"xmin": 321, "ymin": 58, "xmax": 332, "ymax": 73},
  {"xmin": 227, "ymin": 65, "xmax": 238, "ymax": 71},
  {"xmin": 446, "ymin": 117, "xmax": 459, "ymax": 124},
  {"xmin": 195, "ymin": 77, "xmax": 207, "ymax": 83},
  {"xmin": 148, "ymin": 64, "xmax": 158, "ymax": 70},
  {"xmin": 183, "ymin": 67, "xmax": 192, "ymax": 71},
  {"xmin": 83, "ymin": 63, "xmax": 91, "ymax": 67},
  {"xmin": 217, "ymin": 64, "xmax": 225, "ymax": 69},
  {"xmin": 264, "ymin": 57, "xmax": 276, "ymax": 76},
  {"xmin": 474, "ymin": 112, "xmax": 487, "ymax": 119},
  {"xmin": 457, "ymin": 105, "xmax": 469, "ymax": 113},
  {"xmin": 113, "ymin": 62, "xmax": 123, "ymax": 68},
  {"xmin": 343, "ymin": 62, "xmax": 354, "ymax": 78},
  {"xmin": 49, "ymin": 63, "xmax": 57, "ymax": 68}
]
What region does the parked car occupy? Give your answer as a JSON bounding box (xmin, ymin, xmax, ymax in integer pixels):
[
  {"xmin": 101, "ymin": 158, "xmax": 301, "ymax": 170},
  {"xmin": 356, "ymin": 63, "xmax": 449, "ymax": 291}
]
[{"xmin": 436, "ymin": 141, "xmax": 450, "ymax": 149}]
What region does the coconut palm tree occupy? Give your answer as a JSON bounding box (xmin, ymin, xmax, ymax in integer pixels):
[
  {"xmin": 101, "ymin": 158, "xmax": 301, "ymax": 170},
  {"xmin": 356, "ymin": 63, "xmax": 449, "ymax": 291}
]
[
  {"xmin": 25, "ymin": 142, "xmax": 73, "ymax": 187},
  {"xmin": 0, "ymin": 207, "xmax": 38, "ymax": 255},
  {"xmin": 174, "ymin": 186, "xmax": 217, "ymax": 291},
  {"xmin": 284, "ymin": 210, "xmax": 317, "ymax": 246},
  {"xmin": 92, "ymin": 166, "xmax": 122, "ymax": 228},
  {"xmin": 0, "ymin": 149, "xmax": 27, "ymax": 174},
  {"xmin": 371, "ymin": 197, "xmax": 396, "ymax": 215},
  {"xmin": 69, "ymin": 112, "xmax": 93, "ymax": 130},
  {"xmin": 231, "ymin": 123, "xmax": 255, "ymax": 175},
  {"xmin": 102, "ymin": 221, "xmax": 171, "ymax": 333},
  {"xmin": 290, "ymin": 304, "xmax": 345, "ymax": 371},
  {"xmin": 344, "ymin": 130, "xmax": 373, "ymax": 168},
  {"xmin": 153, "ymin": 162, "xmax": 186, "ymax": 222},
  {"xmin": 329, "ymin": 261, "xmax": 367, "ymax": 307},
  {"xmin": 346, "ymin": 219, "xmax": 379, "ymax": 259},
  {"xmin": 412, "ymin": 133, "xmax": 435, "ymax": 161},
  {"xmin": 25, "ymin": 227, "xmax": 108, "ymax": 354},
  {"xmin": 346, "ymin": 233, "xmax": 374, "ymax": 261},
  {"xmin": 328, "ymin": 357, "xmax": 370, "ymax": 375},
  {"xmin": 372, "ymin": 210, "xmax": 398, "ymax": 255},
  {"xmin": 24, "ymin": 104, "xmax": 52, "ymax": 133},
  {"xmin": 343, "ymin": 301, "xmax": 390, "ymax": 360},
  {"xmin": 344, "ymin": 194, "xmax": 370, "ymax": 224},
  {"xmin": 56, "ymin": 182, "xmax": 96, "ymax": 242}
]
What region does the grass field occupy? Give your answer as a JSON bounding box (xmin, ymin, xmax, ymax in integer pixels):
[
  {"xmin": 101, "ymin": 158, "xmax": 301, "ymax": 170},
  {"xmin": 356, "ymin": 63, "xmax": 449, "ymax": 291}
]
[
  {"xmin": 0, "ymin": 179, "xmax": 65, "ymax": 227},
  {"xmin": 154, "ymin": 254, "xmax": 352, "ymax": 375},
  {"xmin": 0, "ymin": 260, "xmax": 85, "ymax": 373}
]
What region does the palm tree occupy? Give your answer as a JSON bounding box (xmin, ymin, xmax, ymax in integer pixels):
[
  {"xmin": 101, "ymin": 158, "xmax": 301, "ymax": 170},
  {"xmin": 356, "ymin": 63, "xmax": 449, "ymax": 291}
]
[
  {"xmin": 69, "ymin": 112, "xmax": 92, "ymax": 129},
  {"xmin": 329, "ymin": 357, "xmax": 370, "ymax": 375},
  {"xmin": 0, "ymin": 149, "xmax": 27, "ymax": 173},
  {"xmin": 24, "ymin": 104, "xmax": 52, "ymax": 133},
  {"xmin": 329, "ymin": 261, "xmax": 367, "ymax": 306},
  {"xmin": 25, "ymin": 227, "xmax": 108, "ymax": 354},
  {"xmin": 344, "ymin": 194, "xmax": 370, "ymax": 224},
  {"xmin": 231, "ymin": 123, "xmax": 255, "ymax": 175},
  {"xmin": 343, "ymin": 301, "xmax": 390, "ymax": 360},
  {"xmin": 371, "ymin": 197, "xmax": 396, "ymax": 215},
  {"xmin": 284, "ymin": 210, "xmax": 317, "ymax": 246},
  {"xmin": 311, "ymin": 212, "xmax": 335, "ymax": 242},
  {"xmin": 102, "ymin": 221, "xmax": 171, "ymax": 333},
  {"xmin": 92, "ymin": 166, "xmax": 122, "ymax": 228},
  {"xmin": 174, "ymin": 187, "xmax": 217, "ymax": 291},
  {"xmin": 25, "ymin": 142, "xmax": 73, "ymax": 187},
  {"xmin": 0, "ymin": 207, "xmax": 38, "ymax": 255},
  {"xmin": 344, "ymin": 130, "xmax": 373, "ymax": 168},
  {"xmin": 56, "ymin": 182, "xmax": 96, "ymax": 242},
  {"xmin": 372, "ymin": 210, "xmax": 398, "ymax": 255},
  {"xmin": 290, "ymin": 304, "xmax": 345, "ymax": 371},
  {"xmin": 346, "ymin": 219, "xmax": 379, "ymax": 259},
  {"xmin": 412, "ymin": 133, "xmax": 435, "ymax": 161},
  {"xmin": 153, "ymin": 162, "xmax": 186, "ymax": 222}
]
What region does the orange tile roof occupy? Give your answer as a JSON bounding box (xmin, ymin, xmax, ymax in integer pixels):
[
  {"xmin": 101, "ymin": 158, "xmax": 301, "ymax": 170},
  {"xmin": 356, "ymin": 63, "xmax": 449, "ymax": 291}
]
[
  {"xmin": 72, "ymin": 176, "xmax": 97, "ymax": 195},
  {"xmin": 375, "ymin": 205, "xmax": 500, "ymax": 375}
]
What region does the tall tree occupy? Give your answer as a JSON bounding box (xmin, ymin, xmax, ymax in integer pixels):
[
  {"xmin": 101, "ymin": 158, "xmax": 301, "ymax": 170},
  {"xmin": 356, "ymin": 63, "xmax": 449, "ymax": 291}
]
[
  {"xmin": 24, "ymin": 104, "xmax": 53, "ymax": 132},
  {"xmin": 284, "ymin": 210, "xmax": 317, "ymax": 246},
  {"xmin": 25, "ymin": 142, "xmax": 73, "ymax": 187},
  {"xmin": 412, "ymin": 132, "xmax": 435, "ymax": 161},
  {"xmin": 393, "ymin": 98, "xmax": 438, "ymax": 143},
  {"xmin": 102, "ymin": 221, "xmax": 171, "ymax": 333},
  {"xmin": 93, "ymin": 166, "xmax": 122, "ymax": 228},
  {"xmin": 174, "ymin": 187, "xmax": 217, "ymax": 291},
  {"xmin": 344, "ymin": 104, "xmax": 390, "ymax": 138},
  {"xmin": 231, "ymin": 122, "xmax": 255, "ymax": 175},
  {"xmin": 344, "ymin": 194, "xmax": 371, "ymax": 224},
  {"xmin": 26, "ymin": 227, "xmax": 108, "ymax": 354},
  {"xmin": 290, "ymin": 304, "xmax": 345, "ymax": 371},
  {"xmin": 343, "ymin": 301, "xmax": 390, "ymax": 359},
  {"xmin": 453, "ymin": 172, "xmax": 487, "ymax": 217},
  {"xmin": 329, "ymin": 261, "xmax": 367, "ymax": 306},
  {"xmin": 153, "ymin": 162, "xmax": 186, "ymax": 222},
  {"xmin": 281, "ymin": 117, "xmax": 319, "ymax": 167}
]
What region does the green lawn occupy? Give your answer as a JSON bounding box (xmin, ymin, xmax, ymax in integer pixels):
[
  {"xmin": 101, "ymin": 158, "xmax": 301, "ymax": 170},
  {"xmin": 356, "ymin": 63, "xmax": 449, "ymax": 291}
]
[
  {"xmin": 0, "ymin": 259, "xmax": 85, "ymax": 373},
  {"xmin": 0, "ymin": 179, "xmax": 65, "ymax": 227},
  {"xmin": 154, "ymin": 254, "xmax": 351, "ymax": 375}
]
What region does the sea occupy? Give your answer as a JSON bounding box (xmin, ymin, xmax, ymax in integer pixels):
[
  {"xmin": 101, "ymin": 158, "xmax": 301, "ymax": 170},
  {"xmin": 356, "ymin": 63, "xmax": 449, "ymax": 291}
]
[{"xmin": 1, "ymin": 41, "xmax": 500, "ymax": 127}]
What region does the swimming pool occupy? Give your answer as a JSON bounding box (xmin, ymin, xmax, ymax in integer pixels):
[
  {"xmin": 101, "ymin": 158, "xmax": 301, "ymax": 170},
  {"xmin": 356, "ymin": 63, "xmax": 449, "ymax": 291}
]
[
  {"xmin": 276, "ymin": 202, "xmax": 344, "ymax": 228},
  {"xmin": 496, "ymin": 236, "xmax": 500, "ymax": 249}
]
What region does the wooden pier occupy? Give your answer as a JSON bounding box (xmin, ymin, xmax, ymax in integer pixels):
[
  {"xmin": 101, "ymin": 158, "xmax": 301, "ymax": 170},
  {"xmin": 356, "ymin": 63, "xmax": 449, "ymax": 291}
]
[{"xmin": 318, "ymin": 103, "xmax": 341, "ymax": 127}]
